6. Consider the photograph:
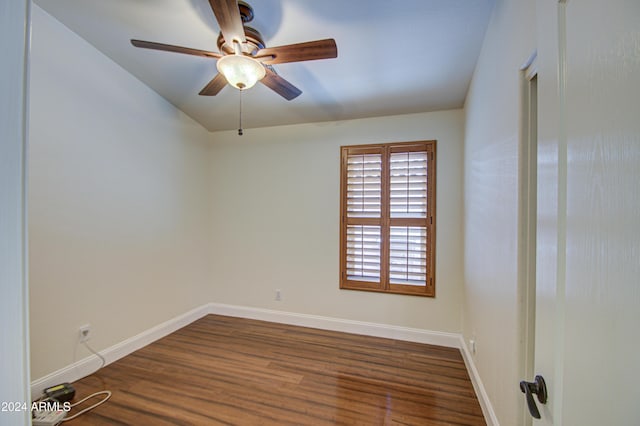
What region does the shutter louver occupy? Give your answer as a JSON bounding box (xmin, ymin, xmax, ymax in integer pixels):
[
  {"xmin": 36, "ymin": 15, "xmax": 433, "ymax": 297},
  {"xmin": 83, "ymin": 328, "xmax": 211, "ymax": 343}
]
[
  {"xmin": 346, "ymin": 153, "xmax": 382, "ymax": 218},
  {"xmin": 389, "ymin": 226, "xmax": 427, "ymax": 286},
  {"xmin": 346, "ymin": 225, "xmax": 381, "ymax": 282},
  {"xmin": 390, "ymin": 151, "xmax": 428, "ymax": 218}
]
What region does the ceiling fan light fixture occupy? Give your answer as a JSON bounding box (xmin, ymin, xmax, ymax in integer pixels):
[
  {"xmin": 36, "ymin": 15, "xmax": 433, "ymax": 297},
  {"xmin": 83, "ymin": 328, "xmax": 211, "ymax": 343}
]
[{"xmin": 216, "ymin": 54, "xmax": 266, "ymax": 90}]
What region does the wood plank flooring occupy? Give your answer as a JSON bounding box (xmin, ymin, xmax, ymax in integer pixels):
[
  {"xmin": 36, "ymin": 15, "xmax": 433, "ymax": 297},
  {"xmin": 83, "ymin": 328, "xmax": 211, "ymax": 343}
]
[{"xmin": 66, "ymin": 315, "xmax": 485, "ymax": 425}]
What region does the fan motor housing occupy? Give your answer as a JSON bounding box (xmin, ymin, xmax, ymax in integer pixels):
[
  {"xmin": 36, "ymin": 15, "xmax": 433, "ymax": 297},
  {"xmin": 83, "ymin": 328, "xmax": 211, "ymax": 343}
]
[
  {"xmin": 237, "ymin": 1, "xmax": 254, "ymax": 23},
  {"xmin": 217, "ymin": 26, "xmax": 265, "ymax": 55}
]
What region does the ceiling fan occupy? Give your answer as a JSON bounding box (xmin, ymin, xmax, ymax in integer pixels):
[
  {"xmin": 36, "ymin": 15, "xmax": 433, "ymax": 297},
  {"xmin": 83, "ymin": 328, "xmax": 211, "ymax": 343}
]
[{"xmin": 131, "ymin": 0, "xmax": 338, "ymax": 101}]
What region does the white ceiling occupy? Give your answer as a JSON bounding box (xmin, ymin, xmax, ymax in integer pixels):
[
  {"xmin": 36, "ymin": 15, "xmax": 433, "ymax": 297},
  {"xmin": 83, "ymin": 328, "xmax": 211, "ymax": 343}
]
[{"xmin": 34, "ymin": 0, "xmax": 494, "ymax": 132}]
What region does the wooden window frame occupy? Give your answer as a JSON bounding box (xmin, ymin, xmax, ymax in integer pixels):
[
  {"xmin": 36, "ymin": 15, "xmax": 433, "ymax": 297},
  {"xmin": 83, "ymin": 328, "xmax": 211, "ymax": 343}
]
[{"xmin": 340, "ymin": 141, "xmax": 436, "ymax": 297}]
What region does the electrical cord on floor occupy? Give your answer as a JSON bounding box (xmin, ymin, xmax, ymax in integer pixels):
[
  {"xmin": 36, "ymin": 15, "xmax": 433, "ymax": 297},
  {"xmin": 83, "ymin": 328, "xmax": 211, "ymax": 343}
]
[
  {"xmin": 59, "ymin": 341, "xmax": 111, "ymax": 422},
  {"xmin": 61, "ymin": 390, "xmax": 111, "ymax": 422},
  {"xmin": 82, "ymin": 341, "xmax": 106, "ymax": 371},
  {"xmin": 32, "ymin": 341, "xmax": 112, "ymax": 424}
]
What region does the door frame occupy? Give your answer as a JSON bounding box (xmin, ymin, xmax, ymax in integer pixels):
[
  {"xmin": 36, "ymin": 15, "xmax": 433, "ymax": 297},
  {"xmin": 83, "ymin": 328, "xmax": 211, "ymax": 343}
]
[{"xmin": 517, "ymin": 51, "xmax": 538, "ymax": 426}]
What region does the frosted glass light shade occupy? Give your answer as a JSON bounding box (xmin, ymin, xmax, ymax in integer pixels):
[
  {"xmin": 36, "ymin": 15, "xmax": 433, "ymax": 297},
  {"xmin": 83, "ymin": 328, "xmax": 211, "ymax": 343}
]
[{"xmin": 216, "ymin": 54, "xmax": 266, "ymax": 90}]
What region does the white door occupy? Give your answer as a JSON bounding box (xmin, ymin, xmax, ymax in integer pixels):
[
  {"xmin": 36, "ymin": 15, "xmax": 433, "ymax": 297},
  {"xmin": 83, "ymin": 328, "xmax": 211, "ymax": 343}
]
[
  {"xmin": 0, "ymin": 1, "xmax": 32, "ymax": 425},
  {"xmin": 532, "ymin": 0, "xmax": 640, "ymax": 424}
]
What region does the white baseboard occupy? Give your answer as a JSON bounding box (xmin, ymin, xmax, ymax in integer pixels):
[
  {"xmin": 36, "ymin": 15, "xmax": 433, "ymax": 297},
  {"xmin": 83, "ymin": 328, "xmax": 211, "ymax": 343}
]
[
  {"xmin": 459, "ymin": 336, "xmax": 500, "ymax": 426},
  {"xmin": 30, "ymin": 304, "xmax": 209, "ymax": 398},
  {"xmin": 207, "ymin": 302, "xmax": 461, "ymax": 348},
  {"xmin": 31, "ymin": 302, "xmax": 498, "ymax": 426}
]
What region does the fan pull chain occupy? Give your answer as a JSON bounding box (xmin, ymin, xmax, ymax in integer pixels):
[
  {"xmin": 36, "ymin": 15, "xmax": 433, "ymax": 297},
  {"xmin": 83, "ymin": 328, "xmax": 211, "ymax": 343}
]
[{"xmin": 238, "ymin": 88, "xmax": 243, "ymax": 136}]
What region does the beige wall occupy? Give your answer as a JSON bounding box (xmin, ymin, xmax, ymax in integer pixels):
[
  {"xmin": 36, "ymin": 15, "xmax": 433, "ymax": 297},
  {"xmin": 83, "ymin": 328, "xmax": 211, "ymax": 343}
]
[
  {"xmin": 29, "ymin": 5, "xmax": 466, "ymax": 387},
  {"xmin": 462, "ymin": 0, "xmax": 536, "ymax": 424},
  {"xmin": 207, "ymin": 110, "xmax": 465, "ymax": 332},
  {"xmin": 28, "ymin": 6, "xmax": 212, "ymax": 379}
]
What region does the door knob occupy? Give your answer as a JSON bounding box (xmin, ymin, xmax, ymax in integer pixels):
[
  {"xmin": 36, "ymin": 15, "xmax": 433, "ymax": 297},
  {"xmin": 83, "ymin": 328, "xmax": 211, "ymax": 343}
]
[{"xmin": 520, "ymin": 375, "xmax": 548, "ymax": 419}]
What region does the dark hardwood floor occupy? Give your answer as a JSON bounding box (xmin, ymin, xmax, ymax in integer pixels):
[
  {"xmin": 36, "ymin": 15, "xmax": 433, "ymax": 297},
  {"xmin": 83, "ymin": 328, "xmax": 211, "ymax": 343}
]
[{"xmin": 67, "ymin": 315, "xmax": 485, "ymax": 425}]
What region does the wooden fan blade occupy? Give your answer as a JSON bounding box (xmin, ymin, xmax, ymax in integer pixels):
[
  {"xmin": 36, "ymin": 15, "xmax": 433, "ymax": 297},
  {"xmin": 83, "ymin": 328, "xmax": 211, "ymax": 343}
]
[
  {"xmin": 208, "ymin": 0, "xmax": 246, "ymax": 47},
  {"xmin": 255, "ymin": 39, "xmax": 337, "ymax": 65},
  {"xmin": 260, "ymin": 67, "xmax": 302, "ymax": 101},
  {"xmin": 131, "ymin": 40, "xmax": 221, "ymax": 59},
  {"xmin": 199, "ymin": 73, "xmax": 227, "ymax": 96}
]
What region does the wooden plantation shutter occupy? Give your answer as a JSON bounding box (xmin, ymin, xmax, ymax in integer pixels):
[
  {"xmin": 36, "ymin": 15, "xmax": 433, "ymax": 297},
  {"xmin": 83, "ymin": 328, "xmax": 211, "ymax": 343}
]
[
  {"xmin": 341, "ymin": 147, "xmax": 383, "ymax": 290},
  {"xmin": 388, "ymin": 147, "xmax": 431, "ymax": 293},
  {"xmin": 347, "ymin": 153, "xmax": 382, "ymax": 282},
  {"xmin": 340, "ymin": 141, "xmax": 436, "ymax": 297},
  {"xmin": 345, "ymin": 153, "xmax": 382, "ymax": 282}
]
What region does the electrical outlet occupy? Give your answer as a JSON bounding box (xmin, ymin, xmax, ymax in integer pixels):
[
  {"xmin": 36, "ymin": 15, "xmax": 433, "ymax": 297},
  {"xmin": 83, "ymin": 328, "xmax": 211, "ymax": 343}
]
[
  {"xmin": 469, "ymin": 339, "xmax": 477, "ymax": 355},
  {"xmin": 275, "ymin": 289, "xmax": 282, "ymax": 301},
  {"xmin": 79, "ymin": 324, "xmax": 91, "ymax": 343}
]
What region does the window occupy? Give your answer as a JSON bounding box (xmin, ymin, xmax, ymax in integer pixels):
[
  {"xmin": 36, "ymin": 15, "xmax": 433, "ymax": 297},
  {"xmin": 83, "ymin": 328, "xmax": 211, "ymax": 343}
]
[{"xmin": 340, "ymin": 141, "xmax": 436, "ymax": 296}]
